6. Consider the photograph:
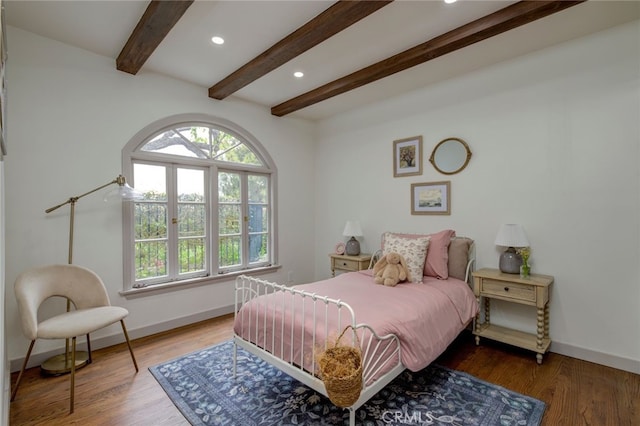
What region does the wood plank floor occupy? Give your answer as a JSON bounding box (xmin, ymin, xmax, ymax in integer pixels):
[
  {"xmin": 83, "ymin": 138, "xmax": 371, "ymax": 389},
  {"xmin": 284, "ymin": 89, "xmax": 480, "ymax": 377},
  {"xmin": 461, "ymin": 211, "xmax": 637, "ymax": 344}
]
[{"xmin": 9, "ymin": 314, "xmax": 639, "ymax": 425}]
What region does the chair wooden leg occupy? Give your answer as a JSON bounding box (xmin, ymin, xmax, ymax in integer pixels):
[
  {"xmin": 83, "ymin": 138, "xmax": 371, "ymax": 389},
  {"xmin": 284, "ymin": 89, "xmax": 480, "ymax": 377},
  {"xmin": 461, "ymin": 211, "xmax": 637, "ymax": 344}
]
[
  {"xmin": 10, "ymin": 340, "xmax": 35, "ymax": 402},
  {"xmin": 120, "ymin": 320, "xmax": 138, "ymax": 372},
  {"xmin": 70, "ymin": 337, "xmax": 76, "ymax": 414}
]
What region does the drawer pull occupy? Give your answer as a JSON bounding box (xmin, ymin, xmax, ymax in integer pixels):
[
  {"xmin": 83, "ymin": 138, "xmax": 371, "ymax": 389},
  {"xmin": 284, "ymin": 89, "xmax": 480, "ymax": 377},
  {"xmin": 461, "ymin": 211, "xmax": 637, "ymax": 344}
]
[
  {"xmin": 342, "ymin": 262, "xmax": 347, "ymax": 266},
  {"xmin": 504, "ymin": 287, "xmax": 509, "ymax": 292}
]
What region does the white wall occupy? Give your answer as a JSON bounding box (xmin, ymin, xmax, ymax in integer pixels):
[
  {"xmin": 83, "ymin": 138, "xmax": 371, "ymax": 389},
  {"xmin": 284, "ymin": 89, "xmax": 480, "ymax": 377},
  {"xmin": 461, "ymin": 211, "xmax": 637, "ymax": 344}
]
[
  {"xmin": 314, "ymin": 21, "xmax": 640, "ymax": 373},
  {"xmin": 3, "ymin": 27, "xmax": 317, "ymax": 367},
  {"xmin": 4, "ymin": 19, "xmax": 639, "ymax": 377}
]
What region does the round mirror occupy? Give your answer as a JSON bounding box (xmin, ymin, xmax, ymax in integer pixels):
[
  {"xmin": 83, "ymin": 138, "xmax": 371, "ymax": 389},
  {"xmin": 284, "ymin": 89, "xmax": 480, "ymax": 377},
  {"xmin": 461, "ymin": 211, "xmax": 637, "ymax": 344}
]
[{"xmin": 429, "ymin": 137, "xmax": 472, "ymax": 175}]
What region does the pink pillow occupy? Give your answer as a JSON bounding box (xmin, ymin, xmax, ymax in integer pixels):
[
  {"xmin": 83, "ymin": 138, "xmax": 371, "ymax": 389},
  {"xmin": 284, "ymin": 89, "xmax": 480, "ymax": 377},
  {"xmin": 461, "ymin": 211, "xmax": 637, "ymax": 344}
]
[{"xmin": 423, "ymin": 229, "xmax": 456, "ymax": 279}]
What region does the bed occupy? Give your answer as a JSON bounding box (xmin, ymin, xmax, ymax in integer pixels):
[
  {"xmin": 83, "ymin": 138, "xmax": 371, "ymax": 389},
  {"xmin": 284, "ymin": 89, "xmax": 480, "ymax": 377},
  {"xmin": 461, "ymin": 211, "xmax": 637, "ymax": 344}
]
[{"xmin": 233, "ymin": 232, "xmax": 478, "ymax": 426}]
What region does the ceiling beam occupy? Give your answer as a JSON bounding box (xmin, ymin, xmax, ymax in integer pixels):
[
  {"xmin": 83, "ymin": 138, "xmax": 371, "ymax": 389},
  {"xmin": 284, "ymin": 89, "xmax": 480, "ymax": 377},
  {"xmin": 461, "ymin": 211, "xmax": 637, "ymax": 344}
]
[
  {"xmin": 271, "ymin": 0, "xmax": 585, "ymax": 117},
  {"xmin": 116, "ymin": 0, "xmax": 194, "ymax": 75},
  {"xmin": 208, "ymin": 0, "xmax": 393, "ymax": 100}
]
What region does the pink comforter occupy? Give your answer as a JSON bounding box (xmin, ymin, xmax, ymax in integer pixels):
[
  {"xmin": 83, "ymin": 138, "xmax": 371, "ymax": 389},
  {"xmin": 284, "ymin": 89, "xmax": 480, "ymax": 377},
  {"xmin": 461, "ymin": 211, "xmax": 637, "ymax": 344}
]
[{"xmin": 234, "ymin": 270, "xmax": 478, "ymax": 373}]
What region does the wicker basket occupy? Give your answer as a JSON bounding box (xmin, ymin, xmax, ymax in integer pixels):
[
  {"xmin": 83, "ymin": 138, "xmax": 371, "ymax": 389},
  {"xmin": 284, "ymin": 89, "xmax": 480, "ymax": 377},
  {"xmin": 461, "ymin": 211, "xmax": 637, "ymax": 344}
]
[{"xmin": 317, "ymin": 325, "xmax": 362, "ymax": 408}]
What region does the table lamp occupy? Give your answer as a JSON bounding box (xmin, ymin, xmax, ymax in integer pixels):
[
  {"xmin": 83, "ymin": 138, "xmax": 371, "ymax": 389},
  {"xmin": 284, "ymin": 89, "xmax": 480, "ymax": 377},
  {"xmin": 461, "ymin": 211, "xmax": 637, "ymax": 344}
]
[
  {"xmin": 494, "ymin": 224, "xmax": 529, "ymax": 274},
  {"xmin": 343, "ymin": 220, "xmax": 363, "ymax": 256}
]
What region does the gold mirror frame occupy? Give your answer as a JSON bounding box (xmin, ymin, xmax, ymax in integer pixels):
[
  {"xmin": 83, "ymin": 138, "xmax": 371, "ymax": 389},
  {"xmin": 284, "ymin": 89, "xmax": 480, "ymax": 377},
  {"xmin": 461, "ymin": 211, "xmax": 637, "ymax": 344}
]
[{"xmin": 429, "ymin": 137, "xmax": 472, "ymax": 175}]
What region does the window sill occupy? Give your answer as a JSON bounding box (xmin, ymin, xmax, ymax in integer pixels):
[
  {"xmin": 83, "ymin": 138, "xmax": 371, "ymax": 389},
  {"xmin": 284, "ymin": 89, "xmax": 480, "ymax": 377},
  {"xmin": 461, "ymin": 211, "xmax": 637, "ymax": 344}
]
[{"xmin": 119, "ymin": 264, "xmax": 282, "ymax": 299}]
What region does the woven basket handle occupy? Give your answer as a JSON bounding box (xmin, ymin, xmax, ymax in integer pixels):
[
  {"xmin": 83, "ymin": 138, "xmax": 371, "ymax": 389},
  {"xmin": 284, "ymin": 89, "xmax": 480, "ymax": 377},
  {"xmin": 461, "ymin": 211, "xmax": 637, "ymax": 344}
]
[{"xmin": 334, "ymin": 325, "xmax": 360, "ymax": 348}]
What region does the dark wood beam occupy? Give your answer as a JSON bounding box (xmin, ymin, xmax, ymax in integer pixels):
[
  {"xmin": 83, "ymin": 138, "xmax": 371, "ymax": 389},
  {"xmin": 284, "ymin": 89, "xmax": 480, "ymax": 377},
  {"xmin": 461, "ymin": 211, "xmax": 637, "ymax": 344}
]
[
  {"xmin": 271, "ymin": 0, "xmax": 585, "ymax": 117},
  {"xmin": 116, "ymin": 0, "xmax": 194, "ymax": 75},
  {"xmin": 208, "ymin": 0, "xmax": 393, "ymax": 100}
]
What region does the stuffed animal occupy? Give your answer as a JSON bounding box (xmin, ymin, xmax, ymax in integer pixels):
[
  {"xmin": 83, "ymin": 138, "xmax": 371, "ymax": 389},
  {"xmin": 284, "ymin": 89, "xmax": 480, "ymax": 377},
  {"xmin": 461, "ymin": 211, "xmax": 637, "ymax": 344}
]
[{"xmin": 372, "ymin": 252, "xmax": 410, "ymax": 286}]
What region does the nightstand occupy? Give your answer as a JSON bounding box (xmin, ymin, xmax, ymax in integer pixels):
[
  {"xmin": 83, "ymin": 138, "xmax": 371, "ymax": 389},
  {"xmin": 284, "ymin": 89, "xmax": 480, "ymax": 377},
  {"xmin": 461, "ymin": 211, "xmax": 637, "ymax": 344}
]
[
  {"xmin": 329, "ymin": 253, "xmax": 372, "ymax": 276},
  {"xmin": 472, "ymin": 268, "xmax": 554, "ymax": 364}
]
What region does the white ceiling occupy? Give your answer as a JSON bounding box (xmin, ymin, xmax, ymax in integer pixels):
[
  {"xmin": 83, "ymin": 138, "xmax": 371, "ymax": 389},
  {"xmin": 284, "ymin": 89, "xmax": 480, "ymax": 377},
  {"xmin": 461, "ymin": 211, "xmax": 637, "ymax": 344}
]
[{"xmin": 4, "ymin": 0, "xmax": 639, "ymax": 121}]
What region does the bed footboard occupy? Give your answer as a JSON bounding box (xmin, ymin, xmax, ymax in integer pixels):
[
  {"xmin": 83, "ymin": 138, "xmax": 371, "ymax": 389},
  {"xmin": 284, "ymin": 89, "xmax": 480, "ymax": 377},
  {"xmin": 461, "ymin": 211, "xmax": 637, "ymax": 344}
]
[{"xmin": 233, "ymin": 275, "xmax": 404, "ymax": 425}]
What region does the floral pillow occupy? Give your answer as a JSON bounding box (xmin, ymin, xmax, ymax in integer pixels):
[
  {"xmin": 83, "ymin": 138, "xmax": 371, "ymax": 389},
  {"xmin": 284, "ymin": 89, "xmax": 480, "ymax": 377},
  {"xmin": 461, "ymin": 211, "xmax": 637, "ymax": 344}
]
[{"xmin": 382, "ymin": 232, "xmax": 431, "ymax": 283}]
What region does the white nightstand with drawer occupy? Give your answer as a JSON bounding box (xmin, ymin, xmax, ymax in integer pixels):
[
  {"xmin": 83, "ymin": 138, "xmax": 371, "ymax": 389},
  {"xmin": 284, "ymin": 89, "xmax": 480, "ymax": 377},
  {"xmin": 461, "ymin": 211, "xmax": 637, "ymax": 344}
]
[{"xmin": 472, "ymin": 268, "xmax": 554, "ymax": 364}]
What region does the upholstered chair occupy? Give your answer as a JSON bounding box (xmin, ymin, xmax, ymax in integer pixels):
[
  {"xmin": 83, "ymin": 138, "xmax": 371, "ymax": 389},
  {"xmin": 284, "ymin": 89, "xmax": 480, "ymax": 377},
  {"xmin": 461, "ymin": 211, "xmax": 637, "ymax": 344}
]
[{"xmin": 11, "ymin": 264, "xmax": 138, "ymax": 413}]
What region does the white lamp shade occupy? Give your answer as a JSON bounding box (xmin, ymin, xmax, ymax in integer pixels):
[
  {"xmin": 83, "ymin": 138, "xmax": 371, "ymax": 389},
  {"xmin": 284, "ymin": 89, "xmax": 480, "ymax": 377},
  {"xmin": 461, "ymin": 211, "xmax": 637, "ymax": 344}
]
[
  {"xmin": 343, "ymin": 220, "xmax": 363, "ymax": 237},
  {"xmin": 494, "ymin": 224, "xmax": 529, "ymax": 247}
]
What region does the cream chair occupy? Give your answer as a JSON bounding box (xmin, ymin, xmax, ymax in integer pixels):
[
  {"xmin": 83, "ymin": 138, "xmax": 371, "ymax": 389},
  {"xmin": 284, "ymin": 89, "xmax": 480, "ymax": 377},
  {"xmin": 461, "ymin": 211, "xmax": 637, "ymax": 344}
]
[{"xmin": 11, "ymin": 264, "xmax": 138, "ymax": 413}]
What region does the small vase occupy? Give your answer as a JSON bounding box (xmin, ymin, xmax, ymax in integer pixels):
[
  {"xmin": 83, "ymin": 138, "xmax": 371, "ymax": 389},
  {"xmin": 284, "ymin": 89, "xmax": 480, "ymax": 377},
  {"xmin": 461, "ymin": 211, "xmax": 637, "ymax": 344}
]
[{"xmin": 520, "ymin": 264, "xmax": 530, "ymax": 279}]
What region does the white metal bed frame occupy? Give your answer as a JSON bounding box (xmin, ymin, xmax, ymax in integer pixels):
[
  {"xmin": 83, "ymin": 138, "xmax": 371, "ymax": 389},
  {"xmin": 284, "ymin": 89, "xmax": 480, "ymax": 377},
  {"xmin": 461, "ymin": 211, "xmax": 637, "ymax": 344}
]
[
  {"xmin": 234, "ymin": 275, "xmax": 403, "ymax": 426},
  {"xmin": 233, "ymin": 239, "xmax": 475, "ymax": 426}
]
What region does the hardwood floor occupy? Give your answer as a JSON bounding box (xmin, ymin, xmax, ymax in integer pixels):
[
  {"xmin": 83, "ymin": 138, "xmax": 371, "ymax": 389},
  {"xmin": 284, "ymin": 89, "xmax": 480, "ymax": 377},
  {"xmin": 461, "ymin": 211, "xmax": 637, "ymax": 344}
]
[{"xmin": 9, "ymin": 314, "xmax": 639, "ymax": 425}]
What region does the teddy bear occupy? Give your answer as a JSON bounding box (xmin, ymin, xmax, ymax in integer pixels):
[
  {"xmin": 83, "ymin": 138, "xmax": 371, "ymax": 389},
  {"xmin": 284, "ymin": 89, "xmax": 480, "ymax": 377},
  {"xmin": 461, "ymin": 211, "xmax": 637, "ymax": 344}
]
[{"xmin": 372, "ymin": 252, "xmax": 410, "ymax": 286}]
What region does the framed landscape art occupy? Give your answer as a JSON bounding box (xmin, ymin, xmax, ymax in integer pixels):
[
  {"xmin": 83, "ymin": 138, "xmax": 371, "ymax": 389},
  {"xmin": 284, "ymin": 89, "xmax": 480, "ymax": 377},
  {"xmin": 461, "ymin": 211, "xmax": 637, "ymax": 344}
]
[{"xmin": 411, "ymin": 181, "xmax": 450, "ymax": 215}]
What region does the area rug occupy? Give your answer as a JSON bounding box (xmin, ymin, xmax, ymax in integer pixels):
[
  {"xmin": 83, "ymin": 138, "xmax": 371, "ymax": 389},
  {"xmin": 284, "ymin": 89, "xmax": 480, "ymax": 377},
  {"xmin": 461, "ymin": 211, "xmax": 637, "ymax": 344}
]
[{"xmin": 150, "ymin": 341, "xmax": 545, "ymax": 425}]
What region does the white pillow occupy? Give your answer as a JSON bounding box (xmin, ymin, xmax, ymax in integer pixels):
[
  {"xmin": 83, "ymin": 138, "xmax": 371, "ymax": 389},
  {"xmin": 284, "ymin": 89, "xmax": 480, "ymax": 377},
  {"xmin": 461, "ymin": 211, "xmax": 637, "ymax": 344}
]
[{"xmin": 382, "ymin": 232, "xmax": 431, "ymax": 283}]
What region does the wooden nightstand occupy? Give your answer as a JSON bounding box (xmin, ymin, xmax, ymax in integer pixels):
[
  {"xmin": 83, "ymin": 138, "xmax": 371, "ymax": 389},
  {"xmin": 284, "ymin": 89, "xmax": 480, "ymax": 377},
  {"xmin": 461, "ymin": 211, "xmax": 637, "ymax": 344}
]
[
  {"xmin": 329, "ymin": 253, "xmax": 372, "ymax": 276},
  {"xmin": 472, "ymin": 268, "xmax": 554, "ymax": 364}
]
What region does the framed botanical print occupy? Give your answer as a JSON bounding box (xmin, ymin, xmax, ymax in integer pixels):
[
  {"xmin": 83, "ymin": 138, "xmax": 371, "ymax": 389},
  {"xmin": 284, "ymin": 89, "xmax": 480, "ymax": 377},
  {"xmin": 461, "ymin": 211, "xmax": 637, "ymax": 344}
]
[{"xmin": 393, "ymin": 136, "xmax": 422, "ymax": 177}]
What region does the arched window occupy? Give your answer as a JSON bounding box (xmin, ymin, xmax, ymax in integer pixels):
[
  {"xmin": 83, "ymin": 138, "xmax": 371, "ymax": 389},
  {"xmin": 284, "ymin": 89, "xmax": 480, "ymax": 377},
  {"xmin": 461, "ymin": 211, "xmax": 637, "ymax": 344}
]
[{"xmin": 122, "ymin": 114, "xmax": 277, "ymax": 292}]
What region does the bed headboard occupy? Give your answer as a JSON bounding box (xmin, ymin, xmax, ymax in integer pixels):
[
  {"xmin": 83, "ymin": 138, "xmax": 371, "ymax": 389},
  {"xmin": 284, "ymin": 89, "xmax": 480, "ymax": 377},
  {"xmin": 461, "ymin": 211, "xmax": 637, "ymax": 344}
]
[{"xmin": 368, "ymin": 233, "xmax": 475, "ymax": 284}]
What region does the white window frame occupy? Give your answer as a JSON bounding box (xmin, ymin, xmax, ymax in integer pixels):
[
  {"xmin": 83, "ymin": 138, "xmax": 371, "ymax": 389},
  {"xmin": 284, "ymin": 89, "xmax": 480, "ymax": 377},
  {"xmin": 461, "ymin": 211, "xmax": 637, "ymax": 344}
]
[{"xmin": 121, "ymin": 114, "xmax": 278, "ymax": 294}]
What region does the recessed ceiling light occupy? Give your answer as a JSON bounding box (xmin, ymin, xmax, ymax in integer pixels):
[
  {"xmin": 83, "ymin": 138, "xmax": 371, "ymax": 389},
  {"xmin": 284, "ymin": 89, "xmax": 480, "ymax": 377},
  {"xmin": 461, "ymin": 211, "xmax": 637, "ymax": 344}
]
[
  {"xmin": 293, "ymin": 71, "xmax": 304, "ymax": 78},
  {"xmin": 444, "ymin": 0, "xmax": 457, "ymax": 4},
  {"xmin": 211, "ymin": 36, "xmax": 224, "ymax": 45}
]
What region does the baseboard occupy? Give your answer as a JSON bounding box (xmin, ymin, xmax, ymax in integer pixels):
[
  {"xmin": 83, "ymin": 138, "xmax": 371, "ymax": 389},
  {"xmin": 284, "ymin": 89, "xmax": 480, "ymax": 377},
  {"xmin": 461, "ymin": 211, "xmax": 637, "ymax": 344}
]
[
  {"xmin": 550, "ymin": 341, "xmax": 640, "ymax": 375},
  {"xmin": 10, "ymin": 305, "xmax": 235, "ymax": 372}
]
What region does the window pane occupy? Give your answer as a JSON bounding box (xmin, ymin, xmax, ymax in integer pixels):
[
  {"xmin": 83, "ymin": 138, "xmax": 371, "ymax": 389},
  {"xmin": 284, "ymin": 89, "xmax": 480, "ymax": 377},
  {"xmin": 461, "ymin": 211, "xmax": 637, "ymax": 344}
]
[
  {"xmin": 134, "ymin": 162, "xmax": 168, "ymax": 282},
  {"xmin": 218, "ymin": 204, "xmax": 240, "ymax": 234},
  {"xmin": 249, "ymin": 234, "xmax": 268, "ymax": 263},
  {"xmin": 177, "ymin": 126, "xmax": 211, "ymax": 158},
  {"xmin": 178, "ymin": 168, "xmax": 204, "ymax": 198},
  {"xmin": 178, "ymin": 204, "xmax": 205, "ymax": 236},
  {"xmin": 141, "ymin": 130, "xmax": 202, "ymax": 158},
  {"xmin": 179, "ymin": 238, "xmax": 206, "ymax": 274},
  {"xmin": 140, "ymin": 125, "xmax": 264, "ymax": 166},
  {"xmin": 248, "ymin": 205, "xmax": 267, "ymax": 233},
  {"xmin": 216, "ymin": 143, "xmax": 261, "ymax": 165},
  {"xmin": 218, "ymin": 172, "xmax": 240, "ymax": 203},
  {"xmin": 134, "ymin": 163, "xmax": 167, "ymax": 201},
  {"xmin": 178, "ymin": 168, "xmax": 206, "ymax": 237},
  {"xmin": 135, "ymin": 204, "xmax": 167, "ymax": 239},
  {"xmin": 219, "ymin": 236, "xmax": 241, "ymax": 267},
  {"xmin": 135, "ymin": 241, "xmax": 167, "ymax": 279},
  {"xmin": 219, "ymin": 170, "xmax": 242, "ymax": 268},
  {"xmin": 248, "ymin": 175, "xmax": 268, "ymax": 203}
]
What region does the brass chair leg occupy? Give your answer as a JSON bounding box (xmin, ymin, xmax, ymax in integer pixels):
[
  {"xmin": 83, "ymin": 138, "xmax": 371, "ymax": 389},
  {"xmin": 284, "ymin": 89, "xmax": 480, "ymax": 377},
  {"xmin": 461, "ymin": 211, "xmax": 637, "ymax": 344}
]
[
  {"xmin": 70, "ymin": 337, "xmax": 76, "ymax": 414},
  {"xmin": 120, "ymin": 320, "xmax": 138, "ymax": 372},
  {"xmin": 86, "ymin": 333, "xmax": 92, "ymax": 364},
  {"xmin": 11, "ymin": 340, "xmax": 35, "ymax": 402}
]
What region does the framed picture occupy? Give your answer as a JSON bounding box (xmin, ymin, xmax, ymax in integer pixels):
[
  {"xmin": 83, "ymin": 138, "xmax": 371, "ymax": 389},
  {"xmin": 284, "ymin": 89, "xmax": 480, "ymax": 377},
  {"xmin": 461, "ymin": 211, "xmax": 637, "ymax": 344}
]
[
  {"xmin": 411, "ymin": 181, "xmax": 451, "ymax": 215},
  {"xmin": 393, "ymin": 136, "xmax": 422, "ymax": 177}
]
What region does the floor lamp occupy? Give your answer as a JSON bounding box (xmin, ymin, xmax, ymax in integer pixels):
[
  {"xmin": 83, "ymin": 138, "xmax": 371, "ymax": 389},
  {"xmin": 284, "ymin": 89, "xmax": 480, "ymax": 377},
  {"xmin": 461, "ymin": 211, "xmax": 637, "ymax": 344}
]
[{"xmin": 41, "ymin": 174, "xmax": 142, "ymax": 375}]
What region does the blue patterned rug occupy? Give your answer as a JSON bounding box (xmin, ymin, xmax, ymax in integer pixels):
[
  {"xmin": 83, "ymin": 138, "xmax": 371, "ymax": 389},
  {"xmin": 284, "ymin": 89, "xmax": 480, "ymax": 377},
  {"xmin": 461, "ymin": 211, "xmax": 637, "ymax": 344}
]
[{"xmin": 149, "ymin": 340, "xmax": 545, "ymax": 425}]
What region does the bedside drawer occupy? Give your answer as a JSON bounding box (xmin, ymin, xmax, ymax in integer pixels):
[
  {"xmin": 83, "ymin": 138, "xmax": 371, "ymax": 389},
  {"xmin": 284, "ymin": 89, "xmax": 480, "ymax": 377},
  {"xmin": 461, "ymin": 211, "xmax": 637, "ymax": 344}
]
[
  {"xmin": 334, "ymin": 259, "xmax": 358, "ymax": 271},
  {"xmin": 481, "ymin": 279, "xmax": 535, "ymax": 302}
]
